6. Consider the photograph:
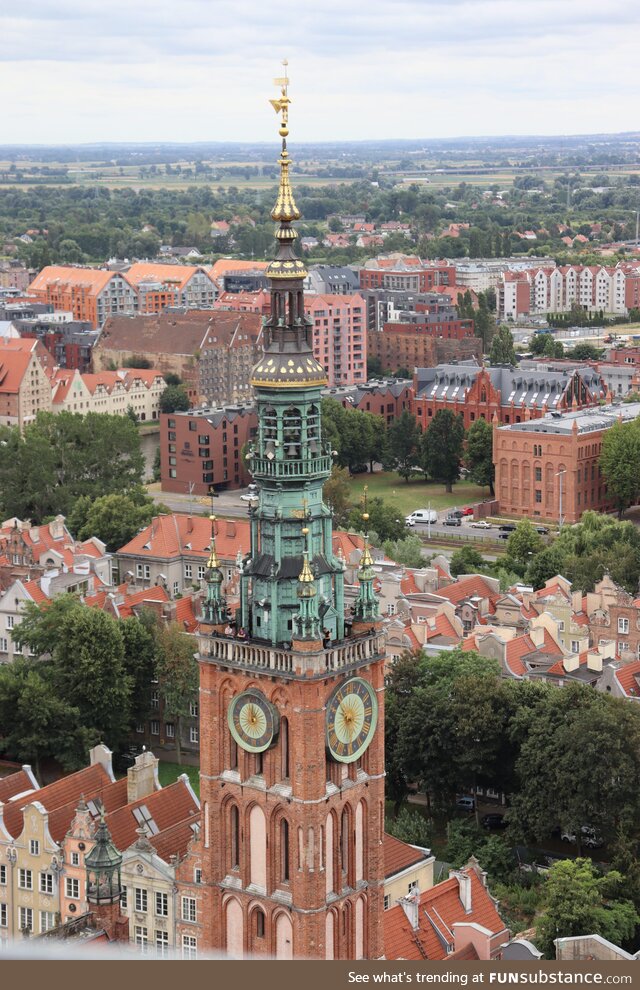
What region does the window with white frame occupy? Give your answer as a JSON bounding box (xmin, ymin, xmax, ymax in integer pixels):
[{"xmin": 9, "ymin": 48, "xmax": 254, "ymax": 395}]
[
  {"xmin": 0, "ymin": 638, "xmax": 8, "ymax": 652},
  {"xmin": 65, "ymin": 877, "xmax": 79, "ymax": 899},
  {"xmin": 570, "ymin": 641, "xmax": 580, "ymax": 654},
  {"xmin": 383, "ymin": 894, "xmax": 390, "ymax": 911},
  {"xmin": 0, "ymin": 904, "xmax": 7, "ymax": 928},
  {"xmin": 135, "ymin": 722, "xmax": 144, "ymax": 734},
  {"xmin": 135, "ymin": 888, "xmax": 148, "ymax": 912},
  {"xmin": 155, "ymin": 930, "xmax": 169, "ymax": 958},
  {"xmin": 618, "ymin": 617, "xmax": 630, "ymax": 634},
  {"xmin": 29, "ymin": 840, "xmax": 39, "ymax": 856},
  {"xmin": 150, "ymin": 720, "xmax": 160, "ymax": 736},
  {"xmin": 182, "ymin": 934, "xmax": 197, "ymax": 959},
  {"xmin": 0, "ymin": 865, "xmax": 6, "ymax": 885},
  {"xmin": 6, "ymin": 616, "xmax": 14, "ymax": 630},
  {"xmin": 408, "ymin": 880, "xmax": 418, "ymax": 893},
  {"xmin": 194, "ymin": 869, "xmax": 202, "ymax": 885},
  {"xmin": 189, "ymin": 701, "xmax": 198, "ymax": 718},
  {"xmin": 182, "ymin": 896, "xmax": 197, "ymax": 922},
  {"xmin": 155, "ymin": 891, "xmax": 168, "ymax": 917},
  {"xmin": 173, "ymin": 581, "xmax": 180, "ymax": 597},
  {"xmin": 165, "ymin": 723, "xmax": 175, "ymax": 738},
  {"xmin": 71, "ymin": 852, "xmax": 80, "ymax": 866},
  {"xmin": 387, "ymin": 603, "xmax": 395, "ymax": 616},
  {"xmin": 18, "ymin": 869, "xmax": 32, "ymax": 890},
  {"xmin": 121, "ymin": 886, "xmax": 127, "ymax": 909},
  {"xmin": 151, "ymin": 690, "xmax": 159, "ymax": 709},
  {"xmin": 618, "ymin": 642, "xmax": 627, "ymax": 655},
  {"xmin": 19, "ymin": 907, "xmax": 33, "ymax": 933},
  {"xmin": 40, "ymin": 911, "xmax": 56, "ymax": 933},
  {"xmin": 135, "ymin": 926, "xmax": 149, "ymax": 953},
  {"xmin": 39, "ymin": 872, "xmax": 53, "ymax": 894},
  {"xmin": 189, "ymin": 727, "xmax": 199, "ymax": 744},
  {"xmin": 184, "ymin": 564, "xmax": 192, "ymax": 580},
  {"xmin": 197, "ymin": 565, "xmax": 206, "ymax": 581}
]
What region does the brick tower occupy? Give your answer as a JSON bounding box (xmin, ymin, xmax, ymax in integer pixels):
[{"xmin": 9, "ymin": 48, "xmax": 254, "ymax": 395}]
[{"xmin": 196, "ymin": 68, "xmax": 386, "ymax": 960}]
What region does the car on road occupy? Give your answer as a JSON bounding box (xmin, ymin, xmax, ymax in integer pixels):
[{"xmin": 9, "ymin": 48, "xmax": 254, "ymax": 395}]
[
  {"xmin": 470, "ymin": 520, "xmax": 492, "ymax": 529},
  {"xmin": 456, "ymin": 796, "xmax": 475, "ymax": 811},
  {"xmin": 499, "ymin": 523, "xmax": 517, "ymax": 533},
  {"xmin": 461, "ymin": 507, "xmax": 474, "ymax": 517},
  {"xmin": 535, "ymin": 526, "xmax": 550, "ymax": 535},
  {"xmin": 443, "ymin": 515, "xmax": 462, "ymax": 527},
  {"xmin": 560, "ymin": 825, "xmax": 604, "ymax": 849},
  {"xmin": 481, "ymin": 813, "xmax": 507, "ymax": 830},
  {"xmin": 240, "ymin": 493, "xmax": 259, "ymax": 503},
  {"xmin": 449, "ymin": 509, "xmax": 465, "ymax": 518}
]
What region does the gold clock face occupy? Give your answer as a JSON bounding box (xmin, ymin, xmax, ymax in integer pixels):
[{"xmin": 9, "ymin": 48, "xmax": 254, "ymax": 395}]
[
  {"xmin": 325, "ymin": 677, "xmax": 378, "ymax": 764},
  {"xmin": 228, "ymin": 691, "xmax": 279, "ymax": 753}
]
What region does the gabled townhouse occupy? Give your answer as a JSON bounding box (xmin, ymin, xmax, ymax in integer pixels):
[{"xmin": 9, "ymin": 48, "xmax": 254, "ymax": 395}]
[
  {"xmin": 51, "ymin": 367, "xmax": 167, "ymax": 421},
  {"xmin": 0, "ymin": 337, "xmax": 54, "ymax": 429},
  {"xmin": 28, "ymin": 267, "xmax": 139, "ymax": 329},
  {"xmin": 124, "ymin": 263, "xmax": 216, "ymax": 313}
]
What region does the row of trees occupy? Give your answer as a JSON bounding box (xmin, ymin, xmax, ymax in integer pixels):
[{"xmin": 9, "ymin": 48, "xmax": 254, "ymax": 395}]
[
  {"xmin": 322, "ymin": 399, "xmax": 494, "ymax": 496},
  {"xmin": 0, "ymin": 597, "xmax": 198, "ymax": 773}
]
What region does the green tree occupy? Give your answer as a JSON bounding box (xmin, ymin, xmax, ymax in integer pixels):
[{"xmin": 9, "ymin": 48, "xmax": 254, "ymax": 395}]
[
  {"xmin": 366, "ymin": 355, "xmax": 384, "ymax": 377},
  {"xmin": 382, "ymin": 534, "xmax": 425, "ymax": 568},
  {"xmin": 449, "ymin": 546, "xmax": 488, "ymax": 578},
  {"xmin": 386, "ymin": 808, "xmax": 432, "ymax": 848},
  {"xmin": 489, "ymin": 325, "xmax": 517, "ymax": 366},
  {"xmin": 163, "ymin": 372, "xmax": 182, "ymax": 386},
  {"xmin": 322, "ymin": 466, "xmax": 353, "ymax": 527},
  {"xmin": 387, "ymin": 410, "xmax": 422, "ymax": 481},
  {"xmin": 537, "ymin": 859, "xmax": 638, "ymax": 958},
  {"xmin": 421, "ymin": 410, "xmax": 465, "ymax": 493},
  {"xmin": 120, "ymin": 613, "xmax": 159, "ymax": 725},
  {"xmin": 67, "ymin": 490, "xmax": 160, "ymax": 552},
  {"xmin": 0, "ymin": 661, "xmax": 95, "ymax": 774},
  {"xmin": 159, "ymin": 384, "xmax": 190, "ymax": 414},
  {"xmin": 506, "ymin": 520, "xmax": 543, "ymax": 572},
  {"xmin": 600, "ymin": 419, "xmax": 640, "ymax": 517},
  {"xmin": 465, "ymin": 418, "xmax": 494, "ymax": 494},
  {"xmin": 543, "ymin": 335, "xmax": 565, "ymax": 358},
  {"xmin": 348, "ymin": 496, "xmax": 406, "ymax": 543},
  {"xmin": 530, "ymin": 333, "xmax": 553, "ymax": 356},
  {"xmin": 155, "ymin": 622, "xmax": 199, "ymax": 765},
  {"xmin": 474, "ymin": 293, "xmax": 496, "ymax": 352}
]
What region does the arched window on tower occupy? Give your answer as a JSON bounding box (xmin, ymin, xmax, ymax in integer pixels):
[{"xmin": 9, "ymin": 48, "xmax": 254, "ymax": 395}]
[
  {"xmin": 280, "ymin": 717, "xmax": 289, "ymax": 779},
  {"xmin": 280, "ymin": 819, "xmax": 290, "ymax": 883},
  {"xmin": 340, "ymin": 808, "xmax": 349, "ymax": 885},
  {"xmin": 230, "ymin": 805, "xmax": 240, "ymax": 870}
]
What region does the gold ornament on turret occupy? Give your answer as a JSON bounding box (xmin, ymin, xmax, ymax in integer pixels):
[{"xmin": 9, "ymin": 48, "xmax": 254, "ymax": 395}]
[
  {"xmin": 269, "ymin": 59, "xmax": 301, "ymax": 226},
  {"xmin": 207, "ymin": 514, "xmax": 220, "ymax": 570},
  {"xmin": 298, "ymin": 526, "xmax": 316, "ymax": 594},
  {"xmin": 360, "ymin": 487, "xmax": 374, "ymax": 568}
]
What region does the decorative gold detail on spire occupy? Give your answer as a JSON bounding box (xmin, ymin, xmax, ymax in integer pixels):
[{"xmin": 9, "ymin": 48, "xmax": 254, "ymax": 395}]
[
  {"xmin": 207, "ymin": 514, "xmax": 220, "ymax": 570},
  {"xmin": 298, "ymin": 526, "xmax": 315, "ymax": 590},
  {"xmin": 270, "ymin": 60, "xmax": 300, "ymax": 225},
  {"xmin": 360, "ymin": 486, "xmax": 374, "ymax": 568}
]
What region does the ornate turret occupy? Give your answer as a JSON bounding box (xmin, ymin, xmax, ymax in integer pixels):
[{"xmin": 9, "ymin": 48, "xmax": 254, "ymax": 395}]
[
  {"xmin": 352, "ymin": 487, "xmax": 381, "ymax": 631},
  {"xmin": 201, "ymin": 514, "xmax": 227, "ymax": 630},
  {"xmin": 85, "ymin": 813, "xmax": 122, "ymax": 906},
  {"xmin": 293, "ymin": 526, "xmax": 322, "ymax": 648}
]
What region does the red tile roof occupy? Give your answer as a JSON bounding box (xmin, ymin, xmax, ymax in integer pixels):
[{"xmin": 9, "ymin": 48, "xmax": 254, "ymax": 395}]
[
  {"xmin": 47, "ymin": 778, "xmax": 129, "ymax": 843},
  {"xmin": 437, "ymin": 575, "xmax": 497, "ymax": 607},
  {"xmin": 2, "ymin": 763, "xmax": 115, "ymax": 839},
  {"xmin": 384, "ymin": 866, "xmax": 506, "ymax": 960},
  {"xmin": 0, "ymin": 768, "xmax": 38, "ymax": 804},
  {"xmin": 105, "ymin": 779, "xmax": 198, "ymax": 853},
  {"xmin": 384, "ymin": 833, "xmax": 428, "ymax": 878},
  {"xmin": 150, "ymin": 812, "xmax": 200, "ymax": 861},
  {"xmin": 29, "ymin": 266, "xmax": 119, "ymax": 297},
  {"xmin": 125, "ymin": 263, "xmax": 212, "ymax": 293},
  {"xmin": 614, "ymin": 661, "xmax": 640, "ymax": 697}
]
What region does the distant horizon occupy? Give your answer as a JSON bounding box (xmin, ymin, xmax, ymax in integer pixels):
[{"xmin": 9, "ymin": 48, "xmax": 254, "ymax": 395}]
[{"xmin": 2, "ymin": 0, "xmax": 638, "ymax": 145}]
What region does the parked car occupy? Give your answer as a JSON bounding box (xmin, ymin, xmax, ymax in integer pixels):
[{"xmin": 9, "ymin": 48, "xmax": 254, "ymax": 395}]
[
  {"xmin": 481, "ymin": 813, "xmax": 507, "ymax": 829},
  {"xmin": 456, "ymin": 796, "xmax": 475, "ymax": 811},
  {"xmin": 535, "ymin": 526, "xmax": 549, "ymax": 535},
  {"xmin": 240, "ymin": 492, "xmax": 259, "ymax": 503},
  {"xmin": 560, "ymin": 825, "xmax": 604, "ymax": 849},
  {"xmin": 405, "ymin": 509, "xmax": 438, "ymax": 526},
  {"xmin": 499, "ymin": 523, "xmax": 517, "ymax": 533},
  {"xmin": 443, "ymin": 516, "xmax": 462, "ymax": 527},
  {"xmin": 461, "ymin": 507, "xmax": 474, "ymax": 517},
  {"xmin": 470, "ymin": 520, "xmax": 492, "ymax": 529},
  {"xmin": 449, "ymin": 509, "xmax": 465, "ymax": 519}
]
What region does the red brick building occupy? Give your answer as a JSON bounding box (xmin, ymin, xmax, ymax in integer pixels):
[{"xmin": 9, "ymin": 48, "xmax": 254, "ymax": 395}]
[
  {"xmin": 358, "ymin": 257, "xmax": 456, "ymax": 292},
  {"xmin": 412, "ymin": 362, "xmax": 606, "ymax": 433},
  {"xmin": 161, "ymin": 406, "xmax": 256, "ymax": 495},
  {"xmin": 369, "ymin": 322, "xmax": 480, "ymax": 374},
  {"xmin": 494, "ymin": 401, "xmax": 640, "ymax": 524}
]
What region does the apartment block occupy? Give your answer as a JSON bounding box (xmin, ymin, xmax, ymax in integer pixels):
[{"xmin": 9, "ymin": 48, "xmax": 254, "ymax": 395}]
[
  {"xmin": 160, "ymin": 407, "xmax": 256, "ymax": 498},
  {"xmin": 28, "ymin": 266, "xmax": 139, "ymax": 329},
  {"xmin": 124, "ymin": 263, "xmax": 217, "ymax": 312}
]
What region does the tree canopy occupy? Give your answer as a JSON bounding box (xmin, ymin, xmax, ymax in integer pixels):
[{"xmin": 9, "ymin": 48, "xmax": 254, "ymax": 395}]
[
  {"xmin": 465, "ymin": 417, "xmax": 495, "ymax": 494},
  {"xmin": 421, "ymin": 410, "xmax": 465, "ymax": 492}
]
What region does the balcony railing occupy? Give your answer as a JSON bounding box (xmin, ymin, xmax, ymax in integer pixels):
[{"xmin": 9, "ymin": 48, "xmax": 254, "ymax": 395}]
[
  {"xmin": 199, "ymin": 630, "xmax": 385, "ymax": 679},
  {"xmin": 251, "ymin": 454, "xmax": 333, "ymax": 478}
]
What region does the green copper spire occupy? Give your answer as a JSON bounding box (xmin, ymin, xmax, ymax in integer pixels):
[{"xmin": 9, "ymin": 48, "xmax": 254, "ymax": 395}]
[
  {"xmin": 202, "ymin": 515, "xmax": 227, "ymax": 627},
  {"xmin": 85, "ymin": 812, "xmax": 122, "ymax": 906},
  {"xmin": 353, "ymin": 488, "xmax": 380, "ymax": 623},
  {"xmin": 238, "ymin": 72, "xmax": 346, "ymax": 648}
]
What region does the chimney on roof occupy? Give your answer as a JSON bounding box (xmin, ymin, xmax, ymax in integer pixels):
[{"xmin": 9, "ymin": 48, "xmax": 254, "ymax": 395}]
[
  {"xmin": 529, "ymin": 623, "xmax": 545, "ymax": 648},
  {"xmin": 187, "ymin": 516, "xmax": 193, "ymax": 534},
  {"xmin": 453, "ymin": 870, "xmax": 473, "ymax": 914},
  {"xmin": 127, "ymin": 750, "xmax": 159, "ymax": 803},
  {"xmin": 399, "ymin": 887, "xmax": 420, "ymax": 930}
]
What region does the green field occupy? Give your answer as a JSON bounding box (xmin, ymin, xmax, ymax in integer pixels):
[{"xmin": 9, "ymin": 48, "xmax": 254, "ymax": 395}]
[
  {"xmin": 157, "ymin": 760, "xmax": 200, "ymax": 796},
  {"xmin": 347, "ymin": 472, "xmax": 487, "ymax": 518}
]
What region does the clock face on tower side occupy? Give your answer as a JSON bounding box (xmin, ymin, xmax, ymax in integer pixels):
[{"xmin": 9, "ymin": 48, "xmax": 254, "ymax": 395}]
[
  {"xmin": 228, "ymin": 690, "xmax": 280, "ymax": 753},
  {"xmin": 325, "ymin": 677, "xmax": 378, "ymax": 764}
]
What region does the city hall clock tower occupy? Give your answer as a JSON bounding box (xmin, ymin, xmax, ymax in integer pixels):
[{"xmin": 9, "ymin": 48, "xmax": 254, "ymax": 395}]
[{"xmin": 196, "ymin": 68, "xmax": 386, "ymax": 960}]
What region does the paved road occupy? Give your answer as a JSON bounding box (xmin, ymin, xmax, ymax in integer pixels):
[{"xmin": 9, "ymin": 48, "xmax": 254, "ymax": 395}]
[{"xmin": 149, "ymin": 488, "xmax": 252, "ymax": 519}]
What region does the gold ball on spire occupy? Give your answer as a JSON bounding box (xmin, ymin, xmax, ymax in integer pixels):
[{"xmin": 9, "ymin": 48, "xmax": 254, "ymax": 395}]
[
  {"xmin": 209, "ymin": 514, "xmax": 216, "ymax": 522},
  {"xmin": 362, "ymin": 513, "xmax": 369, "ymax": 522},
  {"xmin": 302, "ymin": 527, "xmax": 309, "ymax": 536}
]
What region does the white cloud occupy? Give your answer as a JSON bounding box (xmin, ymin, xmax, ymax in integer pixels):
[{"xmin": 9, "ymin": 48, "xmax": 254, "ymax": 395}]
[{"xmin": 0, "ymin": 0, "xmax": 638, "ymax": 142}]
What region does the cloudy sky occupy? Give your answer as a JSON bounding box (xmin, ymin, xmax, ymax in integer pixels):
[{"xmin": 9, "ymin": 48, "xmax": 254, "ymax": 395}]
[{"xmin": 2, "ymin": 0, "xmax": 638, "ymax": 145}]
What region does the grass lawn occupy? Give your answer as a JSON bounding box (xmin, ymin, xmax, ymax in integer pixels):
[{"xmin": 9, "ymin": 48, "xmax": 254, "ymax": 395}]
[
  {"xmin": 347, "ymin": 472, "xmax": 488, "ymax": 518},
  {"xmin": 157, "ymin": 760, "xmax": 200, "ymax": 796}
]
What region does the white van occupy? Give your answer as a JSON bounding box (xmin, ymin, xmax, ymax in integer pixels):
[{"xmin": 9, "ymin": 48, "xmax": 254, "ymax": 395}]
[{"xmin": 405, "ymin": 509, "xmax": 438, "ymax": 526}]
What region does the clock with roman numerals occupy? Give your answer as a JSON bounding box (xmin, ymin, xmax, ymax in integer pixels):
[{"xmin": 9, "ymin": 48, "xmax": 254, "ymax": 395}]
[
  {"xmin": 325, "ymin": 677, "xmax": 378, "ymax": 764},
  {"xmin": 228, "ymin": 690, "xmax": 279, "ymax": 753}
]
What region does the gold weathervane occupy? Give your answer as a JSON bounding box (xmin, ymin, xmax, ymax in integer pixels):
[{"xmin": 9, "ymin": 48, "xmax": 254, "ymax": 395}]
[
  {"xmin": 360, "ymin": 486, "xmax": 374, "ymax": 569},
  {"xmin": 269, "ymin": 59, "xmax": 300, "ymax": 224},
  {"xmin": 207, "ymin": 514, "xmax": 220, "ymax": 570}
]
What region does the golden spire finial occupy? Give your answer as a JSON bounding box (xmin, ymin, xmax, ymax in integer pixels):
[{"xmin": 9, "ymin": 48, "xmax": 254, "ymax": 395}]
[
  {"xmin": 269, "ymin": 60, "xmax": 300, "ymax": 225},
  {"xmin": 298, "ymin": 525, "xmax": 315, "ymax": 586},
  {"xmin": 207, "ymin": 514, "xmax": 220, "ymax": 570},
  {"xmin": 360, "ymin": 485, "xmax": 374, "ymax": 568}
]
